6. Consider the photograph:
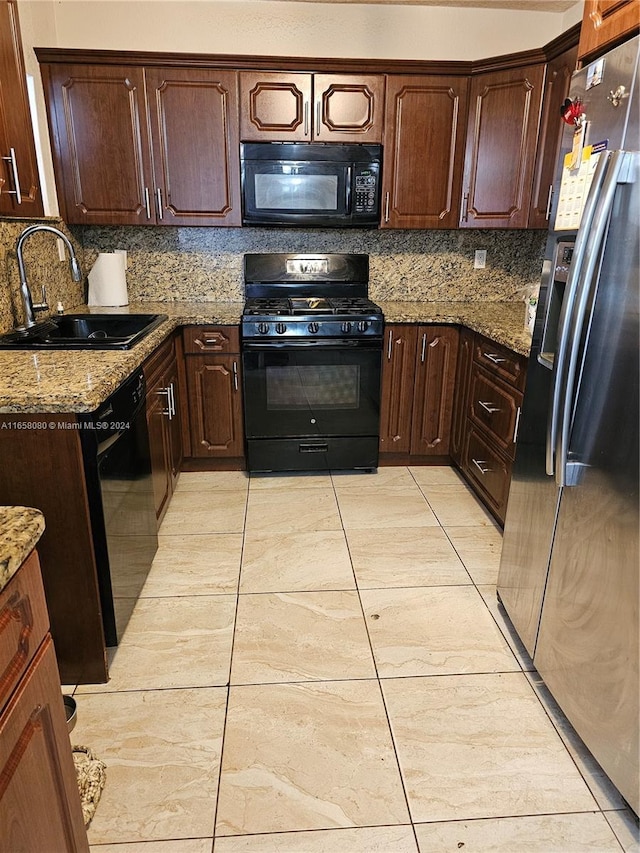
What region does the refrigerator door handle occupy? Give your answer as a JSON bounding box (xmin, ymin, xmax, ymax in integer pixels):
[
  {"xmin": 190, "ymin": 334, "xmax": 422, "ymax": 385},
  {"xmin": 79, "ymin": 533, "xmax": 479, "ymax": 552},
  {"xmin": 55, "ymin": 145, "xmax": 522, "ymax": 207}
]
[
  {"xmin": 555, "ymin": 150, "xmax": 634, "ymax": 488},
  {"xmin": 546, "ymin": 150, "xmax": 613, "ymax": 477}
]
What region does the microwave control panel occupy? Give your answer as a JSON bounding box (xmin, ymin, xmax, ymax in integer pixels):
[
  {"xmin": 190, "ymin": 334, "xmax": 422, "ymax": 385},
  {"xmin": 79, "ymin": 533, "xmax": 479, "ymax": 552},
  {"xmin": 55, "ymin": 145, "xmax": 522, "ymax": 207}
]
[{"xmin": 354, "ymin": 166, "xmax": 380, "ymax": 215}]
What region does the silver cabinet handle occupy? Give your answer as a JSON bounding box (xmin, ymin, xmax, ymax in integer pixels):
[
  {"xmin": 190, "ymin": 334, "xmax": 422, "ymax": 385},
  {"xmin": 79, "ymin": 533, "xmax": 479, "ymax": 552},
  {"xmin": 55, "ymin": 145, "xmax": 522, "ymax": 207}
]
[
  {"xmin": 232, "ymin": 360, "xmax": 239, "ymax": 392},
  {"xmin": 483, "ymin": 352, "xmax": 507, "ymax": 364},
  {"xmin": 384, "ymin": 191, "xmax": 390, "ymax": 223},
  {"xmin": 2, "ymin": 148, "xmax": 22, "ymax": 203},
  {"xmin": 472, "ymin": 458, "xmax": 491, "ymax": 475},
  {"xmin": 478, "ymin": 400, "xmax": 500, "ymax": 414},
  {"xmin": 304, "ymin": 101, "xmax": 309, "ymax": 137},
  {"xmin": 545, "ymin": 183, "xmax": 554, "ymax": 220},
  {"xmin": 168, "ymin": 382, "xmax": 176, "ymax": 419},
  {"xmin": 144, "ymin": 187, "xmax": 151, "ymax": 219},
  {"xmin": 420, "ymin": 333, "xmax": 427, "ymax": 363},
  {"xmin": 387, "ymin": 328, "xmax": 393, "ymax": 361},
  {"xmin": 156, "ymin": 187, "xmax": 164, "ymax": 220},
  {"xmin": 316, "ymin": 100, "xmax": 321, "ymax": 134},
  {"xmin": 461, "ymin": 192, "xmax": 469, "ymax": 222},
  {"xmin": 513, "ymin": 405, "xmax": 522, "ymax": 443}
]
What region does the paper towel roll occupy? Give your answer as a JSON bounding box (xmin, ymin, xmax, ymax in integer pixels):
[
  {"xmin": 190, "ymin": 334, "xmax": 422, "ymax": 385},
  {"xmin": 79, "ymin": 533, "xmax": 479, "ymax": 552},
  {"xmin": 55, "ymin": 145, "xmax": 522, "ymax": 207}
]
[{"xmin": 87, "ymin": 253, "xmax": 129, "ymax": 307}]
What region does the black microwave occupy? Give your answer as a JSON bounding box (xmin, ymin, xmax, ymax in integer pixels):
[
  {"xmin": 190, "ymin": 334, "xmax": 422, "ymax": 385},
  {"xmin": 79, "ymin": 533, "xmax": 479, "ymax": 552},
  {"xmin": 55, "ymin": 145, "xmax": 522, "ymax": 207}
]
[{"xmin": 240, "ymin": 142, "xmax": 382, "ymax": 227}]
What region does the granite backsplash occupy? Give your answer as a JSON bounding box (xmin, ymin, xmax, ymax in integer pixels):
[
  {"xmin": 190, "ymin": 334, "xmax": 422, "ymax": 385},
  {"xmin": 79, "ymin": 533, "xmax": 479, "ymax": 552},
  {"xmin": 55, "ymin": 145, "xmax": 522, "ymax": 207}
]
[{"xmin": 0, "ymin": 219, "xmax": 546, "ymax": 334}]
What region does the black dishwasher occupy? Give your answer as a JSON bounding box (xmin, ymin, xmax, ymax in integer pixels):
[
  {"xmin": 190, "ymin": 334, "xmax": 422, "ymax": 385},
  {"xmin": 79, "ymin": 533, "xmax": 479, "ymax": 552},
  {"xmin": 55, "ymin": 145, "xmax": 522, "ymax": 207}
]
[{"xmin": 80, "ymin": 369, "xmax": 158, "ymax": 646}]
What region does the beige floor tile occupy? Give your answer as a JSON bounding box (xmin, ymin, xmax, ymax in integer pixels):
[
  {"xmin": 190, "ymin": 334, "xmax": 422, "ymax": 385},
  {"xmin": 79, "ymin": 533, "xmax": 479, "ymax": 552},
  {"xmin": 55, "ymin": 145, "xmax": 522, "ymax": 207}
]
[
  {"xmin": 160, "ymin": 490, "xmax": 247, "ymax": 535},
  {"xmin": 332, "ymin": 466, "xmax": 418, "ymax": 492},
  {"xmin": 76, "ymin": 596, "xmax": 236, "ymax": 693},
  {"xmin": 175, "ymin": 470, "xmax": 249, "ymax": 492},
  {"xmin": 337, "ymin": 489, "xmax": 439, "ymax": 530},
  {"xmin": 240, "ymin": 530, "xmax": 354, "ymax": 592},
  {"xmin": 141, "ymin": 534, "xmax": 242, "ymax": 596},
  {"xmin": 245, "ymin": 487, "xmax": 342, "ymax": 533},
  {"xmin": 92, "ymin": 841, "xmax": 213, "ymax": 852},
  {"xmin": 445, "ymin": 524, "xmax": 503, "ymax": 585},
  {"xmin": 214, "ymin": 825, "xmax": 418, "ymax": 852},
  {"xmin": 419, "ymin": 484, "xmax": 496, "ymax": 527},
  {"xmin": 382, "ymin": 673, "xmax": 597, "ymax": 823},
  {"xmin": 216, "ymin": 680, "xmax": 410, "ymax": 835},
  {"xmin": 408, "ymin": 466, "xmax": 465, "ymax": 487},
  {"xmin": 74, "ymin": 687, "xmax": 226, "ymax": 845},
  {"xmin": 347, "ymin": 527, "xmax": 471, "ymax": 588},
  {"xmin": 414, "ymin": 813, "xmax": 622, "ymax": 852},
  {"xmin": 361, "ymin": 586, "xmax": 518, "ymax": 677},
  {"xmin": 231, "ymin": 591, "xmax": 376, "ymax": 684},
  {"xmin": 250, "ymin": 472, "xmax": 333, "ymax": 490},
  {"xmin": 604, "ymin": 809, "xmax": 640, "ymax": 852}
]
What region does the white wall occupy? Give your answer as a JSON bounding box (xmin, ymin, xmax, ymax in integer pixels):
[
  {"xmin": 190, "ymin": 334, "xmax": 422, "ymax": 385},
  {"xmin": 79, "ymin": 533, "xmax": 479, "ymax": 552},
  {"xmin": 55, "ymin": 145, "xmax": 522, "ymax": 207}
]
[{"xmin": 16, "ymin": 0, "xmax": 584, "ymax": 216}]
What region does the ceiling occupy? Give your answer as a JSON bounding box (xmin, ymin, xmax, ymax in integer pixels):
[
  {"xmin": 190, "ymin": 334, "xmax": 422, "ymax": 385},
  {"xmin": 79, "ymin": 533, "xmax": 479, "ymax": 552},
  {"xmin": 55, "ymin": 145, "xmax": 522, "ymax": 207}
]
[{"xmin": 280, "ymin": 0, "xmax": 577, "ymax": 9}]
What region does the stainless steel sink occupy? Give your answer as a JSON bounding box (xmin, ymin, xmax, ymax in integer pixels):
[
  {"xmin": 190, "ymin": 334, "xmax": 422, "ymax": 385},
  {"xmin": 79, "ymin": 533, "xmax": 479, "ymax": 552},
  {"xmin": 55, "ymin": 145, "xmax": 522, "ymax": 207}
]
[{"xmin": 0, "ymin": 313, "xmax": 168, "ymax": 350}]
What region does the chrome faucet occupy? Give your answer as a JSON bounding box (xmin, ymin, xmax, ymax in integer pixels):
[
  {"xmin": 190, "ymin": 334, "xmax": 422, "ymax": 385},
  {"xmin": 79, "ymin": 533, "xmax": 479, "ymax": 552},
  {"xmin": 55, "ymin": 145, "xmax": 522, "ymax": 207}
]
[{"xmin": 15, "ymin": 224, "xmax": 82, "ymax": 330}]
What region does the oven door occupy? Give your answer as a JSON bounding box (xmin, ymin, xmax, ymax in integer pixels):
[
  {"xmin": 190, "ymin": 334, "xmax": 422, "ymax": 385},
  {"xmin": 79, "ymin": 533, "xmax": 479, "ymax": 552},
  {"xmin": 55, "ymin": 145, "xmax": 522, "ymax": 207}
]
[{"xmin": 242, "ymin": 338, "xmax": 382, "ymax": 470}]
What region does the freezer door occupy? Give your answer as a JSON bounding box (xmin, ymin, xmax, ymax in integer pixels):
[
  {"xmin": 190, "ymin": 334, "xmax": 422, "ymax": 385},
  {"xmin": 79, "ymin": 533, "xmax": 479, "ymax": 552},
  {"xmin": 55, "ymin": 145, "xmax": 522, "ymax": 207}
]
[{"xmin": 533, "ymin": 156, "xmax": 639, "ymax": 814}]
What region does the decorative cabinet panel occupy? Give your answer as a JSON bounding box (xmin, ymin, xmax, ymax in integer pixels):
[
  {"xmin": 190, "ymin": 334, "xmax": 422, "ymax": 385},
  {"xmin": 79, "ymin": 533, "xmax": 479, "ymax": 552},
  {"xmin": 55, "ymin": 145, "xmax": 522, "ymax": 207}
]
[
  {"xmin": 144, "ymin": 334, "xmax": 183, "ymax": 523},
  {"xmin": 450, "ymin": 326, "xmax": 474, "ymax": 466},
  {"xmin": 529, "ymin": 44, "xmax": 578, "ymax": 228},
  {"xmin": 461, "ymin": 63, "xmax": 545, "ymax": 228},
  {"xmin": 41, "ymin": 63, "xmax": 240, "ymax": 225},
  {"xmin": 0, "ymin": 550, "xmax": 88, "ymax": 852},
  {"xmin": 379, "ymin": 324, "xmax": 458, "ymax": 459},
  {"xmin": 0, "ymin": 1, "xmax": 43, "ymax": 216},
  {"xmin": 183, "ymin": 326, "xmax": 244, "ymax": 463},
  {"xmin": 240, "ymin": 72, "xmax": 384, "ymax": 142},
  {"xmin": 578, "ymin": 0, "xmax": 640, "ymax": 61},
  {"xmin": 381, "ymin": 75, "xmax": 469, "ymax": 229}
]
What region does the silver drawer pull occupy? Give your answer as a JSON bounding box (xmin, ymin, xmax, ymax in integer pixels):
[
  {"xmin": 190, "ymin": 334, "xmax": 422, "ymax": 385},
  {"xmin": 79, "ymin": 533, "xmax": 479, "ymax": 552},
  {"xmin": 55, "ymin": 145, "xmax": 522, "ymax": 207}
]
[
  {"xmin": 233, "ymin": 360, "xmax": 239, "ymax": 392},
  {"xmin": 2, "ymin": 148, "xmax": 22, "ymax": 203},
  {"xmin": 513, "ymin": 405, "xmax": 522, "ymax": 443},
  {"xmin": 472, "ymin": 458, "xmax": 492, "ymax": 476},
  {"xmin": 483, "ymin": 352, "xmax": 507, "ymax": 364},
  {"xmin": 478, "ymin": 400, "xmax": 500, "ymax": 414}
]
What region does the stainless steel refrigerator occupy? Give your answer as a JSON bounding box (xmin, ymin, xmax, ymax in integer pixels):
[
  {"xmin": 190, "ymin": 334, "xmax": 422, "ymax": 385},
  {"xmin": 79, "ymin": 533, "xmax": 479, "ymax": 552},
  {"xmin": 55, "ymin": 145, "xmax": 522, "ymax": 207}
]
[{"xmin": 497, "ymin": 35, "xmax": 639, "ymax": 815}]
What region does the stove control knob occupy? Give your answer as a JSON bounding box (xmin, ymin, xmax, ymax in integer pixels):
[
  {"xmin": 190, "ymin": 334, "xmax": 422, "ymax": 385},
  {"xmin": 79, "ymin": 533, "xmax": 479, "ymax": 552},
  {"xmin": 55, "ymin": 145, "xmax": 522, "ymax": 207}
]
[
  {"xmin": 357, "ymin": 320, "xmax": 369, "ymax": 333},
  {"xmin": 257, "ymin": 322, "xmax": 270, "ymax": 335},
  {"xmin": 275, "ymin": 323, "xmax": 287, "ymax": 335},
  {"xmin": 308, "ymin": 322, "xmax": 320, "ymax": 334},
  {"xmin": 341, "ymin": 321, "xmax": 352, "ymax": 334}
]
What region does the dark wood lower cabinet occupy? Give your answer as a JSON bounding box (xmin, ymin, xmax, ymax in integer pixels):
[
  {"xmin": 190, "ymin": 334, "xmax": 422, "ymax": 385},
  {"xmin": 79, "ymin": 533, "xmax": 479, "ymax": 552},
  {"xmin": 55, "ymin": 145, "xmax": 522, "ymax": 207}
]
[
  {"xmin": 0, "ymin": 550, "xmax": 89, "ymax": 851},
  {"xmin": 185, "ymin": 355, "xmax": 244, "ymax": 461}
]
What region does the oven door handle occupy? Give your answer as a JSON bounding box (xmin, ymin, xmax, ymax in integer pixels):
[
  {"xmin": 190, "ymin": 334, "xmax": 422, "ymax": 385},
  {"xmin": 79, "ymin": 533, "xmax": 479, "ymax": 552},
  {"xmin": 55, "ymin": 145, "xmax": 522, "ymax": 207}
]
[{"xmin": 242, "ymin": 338, "xmax": 381, "ymax": 350}]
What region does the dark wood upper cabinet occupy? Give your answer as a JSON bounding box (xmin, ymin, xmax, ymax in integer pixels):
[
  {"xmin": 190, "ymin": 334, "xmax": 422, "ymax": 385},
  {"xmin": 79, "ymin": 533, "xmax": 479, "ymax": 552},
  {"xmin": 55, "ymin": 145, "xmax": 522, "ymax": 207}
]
[
  {"xmin": 578, "ymin": 0, "xmax": 640, "ymax": 61},
  {"xmin": 528, "ymin": 45, "xmax": 578, "ymax": 228},
  {"xmin": 461, "ymin": 63, "xmax": 545, "ymax": 229},
  {"xmin": 41, "ymin": 63, "xmax": 240, "ymax": 225},
  {"xmin": 0, "ymin": 0, "xmax": 43, "ymax": 217},
  {"xmin": 240, "ymin": 71, "xmax": 383, "ymax": 142},
  {"xmin": 381, "ymin": 75, "xmax": 469, "ymax": 229},
  {"xmin": 146, "ymin": 68, "xmax": 240, "ymax": 225}
]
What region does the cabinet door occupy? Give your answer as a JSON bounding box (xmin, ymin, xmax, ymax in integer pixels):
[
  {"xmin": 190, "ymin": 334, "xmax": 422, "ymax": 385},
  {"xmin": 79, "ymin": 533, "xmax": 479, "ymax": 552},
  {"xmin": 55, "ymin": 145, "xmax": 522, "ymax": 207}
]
[
  {"xmin": 186, "ymin": 355, "xmax": 244, "ymax": 458},
  {"xmin": 379, "ymin": 325, "xmax": 418, "ymax": 455},
  {"xmin": 463, "ymin": 427, "xmax": 512, "ymax": 524},
  {"xmin": 146, "ymin": 67, "xmax": 241, "ymax": 226},
  {"xmin": 451, "ymin": 326, "xmax": 474, "ymax": 466},
  {"xmin": 313, "ymin": 74, "xmax": 384, "ymax": 142},
  {"xmin": 43, "ymin": 63, "xmax": 154, "ymax": 224},
  {"xmin": 0, "ymin": 639, "xmax": 89, "ymax": 852},
  {"xmin": 240, "ymin": 72, "xmax": 311, "ymax": 141},
  {"xmin": 410, "ymin": 326, "xmax": 459, "ymax": 456},
  {"xmin": 0, "ymin": 1, "xmax": 43, "ymax": 216},
  {"xmin": 468, "ymin": 364, "xmax": 523, "ymax": 460},
  {"xmin": 382, "ymin": 75, "xmax": 469, "ymax": 229},
  {"xmin": 166, "ymin": 355, "xmax": 183, "ymax": 482},
  {"xmin": 529, "ymin": 45, "xmax": 578, "ymax": 228},
  {"xmin": 578, "ymin": 0, "xmax": 640, "ymax": 61},
  {"xmin": 461, "ymin": 64, "xmax": 545, "ymax": 228}
]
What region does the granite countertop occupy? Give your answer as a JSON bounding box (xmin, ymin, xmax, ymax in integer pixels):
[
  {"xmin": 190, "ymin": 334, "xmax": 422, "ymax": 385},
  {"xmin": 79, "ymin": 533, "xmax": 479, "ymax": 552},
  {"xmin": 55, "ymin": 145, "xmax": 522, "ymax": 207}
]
[
  {"xmin": 0, "ymin": 299, "xmax": 530, "ymax": 414},
  {"xmin": 0, "ymin": 506, "xmax": 46, "ymax": 594}
]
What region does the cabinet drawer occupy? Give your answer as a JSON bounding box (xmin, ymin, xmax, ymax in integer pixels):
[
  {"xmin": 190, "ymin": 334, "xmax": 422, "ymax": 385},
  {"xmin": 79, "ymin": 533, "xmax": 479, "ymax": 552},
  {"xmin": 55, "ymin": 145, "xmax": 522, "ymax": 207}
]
[
  {"xmin": 0, "ymin": 551, "xmax": 49, "ymax": 714},
  {"xmin": 473, "ymin": 336, "xmax": 526, "ymax": 391},
  {"xmin": 183, "ymin": 325, "xmax": 240, "ymax": 354},
  {"xmin": 469, "ymin": 365, "xmax": 522, "ymax": 459},
  {"xmin": 464, "ymin": 427, "xmax": 511, "ymax": 523}
]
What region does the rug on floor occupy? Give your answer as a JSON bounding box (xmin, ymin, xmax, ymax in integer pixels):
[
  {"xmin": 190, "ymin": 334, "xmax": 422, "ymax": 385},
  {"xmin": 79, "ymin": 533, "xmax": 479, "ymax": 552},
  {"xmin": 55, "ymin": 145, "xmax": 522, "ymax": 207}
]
[{"xmin": 72, "ymin": 745, "xmax": 107, "ymax": 826}]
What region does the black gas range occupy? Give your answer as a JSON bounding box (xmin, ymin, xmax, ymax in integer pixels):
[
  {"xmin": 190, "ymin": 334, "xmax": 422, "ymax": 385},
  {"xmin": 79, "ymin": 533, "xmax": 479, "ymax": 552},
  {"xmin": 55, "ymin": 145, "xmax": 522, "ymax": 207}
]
[{"xmin": 240, "ymin": 253, "xmax": 384, "ymax": 473}]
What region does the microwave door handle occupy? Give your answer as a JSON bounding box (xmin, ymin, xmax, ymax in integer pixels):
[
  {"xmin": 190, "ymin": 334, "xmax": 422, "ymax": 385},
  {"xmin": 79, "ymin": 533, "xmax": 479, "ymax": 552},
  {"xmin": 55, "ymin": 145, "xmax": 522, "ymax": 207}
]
[{"xmin": 345, "ymin": 166, "xmax": 352, "ymax": 214}]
